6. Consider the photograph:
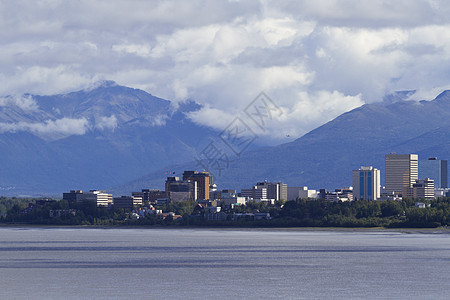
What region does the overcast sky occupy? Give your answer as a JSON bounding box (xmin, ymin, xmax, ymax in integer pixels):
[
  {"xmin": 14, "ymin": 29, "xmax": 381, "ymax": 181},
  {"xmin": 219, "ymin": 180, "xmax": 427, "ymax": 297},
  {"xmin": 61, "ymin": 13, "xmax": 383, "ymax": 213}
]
[{"xmin": 2, "ymin": 0, "xmax": 450, "ymax": 142}]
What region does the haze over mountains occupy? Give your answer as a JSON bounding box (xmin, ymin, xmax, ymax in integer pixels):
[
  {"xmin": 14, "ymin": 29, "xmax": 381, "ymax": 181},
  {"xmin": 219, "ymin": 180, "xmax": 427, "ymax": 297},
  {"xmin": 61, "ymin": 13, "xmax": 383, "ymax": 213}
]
[{"xmin": 1, "ymin": 82, "xmax": 450, "ymax": 196}]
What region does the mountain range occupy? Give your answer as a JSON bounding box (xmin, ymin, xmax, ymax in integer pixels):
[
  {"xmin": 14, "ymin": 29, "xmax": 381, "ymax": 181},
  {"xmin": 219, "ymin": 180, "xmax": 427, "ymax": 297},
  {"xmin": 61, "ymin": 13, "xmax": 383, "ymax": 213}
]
[
  {"xmin": 2, "ymin": 82, "xmax": 450, "ymax": 196},
  {"xmin": 117, "ymin": 90, "xmax": 450, "ymax": 194},
  {"xmin": 0, "ymin": 81, "xmax": 220, "ymax": 196}
]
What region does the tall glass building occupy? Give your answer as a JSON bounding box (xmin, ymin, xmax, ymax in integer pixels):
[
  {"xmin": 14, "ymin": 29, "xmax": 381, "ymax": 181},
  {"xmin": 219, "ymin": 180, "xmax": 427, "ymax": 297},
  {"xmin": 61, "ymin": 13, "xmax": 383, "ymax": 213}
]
[
  {"xmin": 352, "ymin": 166, "xmax": 380, "ymax": 200},
  {"xmin": 419, "ymin": 158, "xmax": 448, "ymax": 188}
]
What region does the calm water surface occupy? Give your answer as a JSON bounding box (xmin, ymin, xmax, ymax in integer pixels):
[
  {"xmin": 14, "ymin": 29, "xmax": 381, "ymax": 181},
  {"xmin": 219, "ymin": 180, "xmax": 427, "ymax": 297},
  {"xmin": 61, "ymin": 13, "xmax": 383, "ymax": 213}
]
[{"xmin": 0, "ymin": 227, "xmax": 449, "ymax": 299}]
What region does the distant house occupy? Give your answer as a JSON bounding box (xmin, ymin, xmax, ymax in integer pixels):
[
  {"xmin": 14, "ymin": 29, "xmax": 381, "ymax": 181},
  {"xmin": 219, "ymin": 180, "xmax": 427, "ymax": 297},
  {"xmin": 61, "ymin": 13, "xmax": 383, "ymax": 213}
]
[{"xmin": 415, "ymin": 202, "xmax": 426, "ymax": 208}]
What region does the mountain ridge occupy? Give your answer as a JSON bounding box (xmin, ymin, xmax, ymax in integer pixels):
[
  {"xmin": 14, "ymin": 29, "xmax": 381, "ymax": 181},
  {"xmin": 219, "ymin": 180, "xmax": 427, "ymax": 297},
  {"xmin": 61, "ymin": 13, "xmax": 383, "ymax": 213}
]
[
  {"xmin": 115, "ymin": 89, "xmax": 450, "ymax": 194},
  {"xmin": 2, "ymin": 83, "xmax": 450, "ymax": 196},
  {"xmin": 0, "ymin": 82, "xmax": 220, "ymax": 196}
]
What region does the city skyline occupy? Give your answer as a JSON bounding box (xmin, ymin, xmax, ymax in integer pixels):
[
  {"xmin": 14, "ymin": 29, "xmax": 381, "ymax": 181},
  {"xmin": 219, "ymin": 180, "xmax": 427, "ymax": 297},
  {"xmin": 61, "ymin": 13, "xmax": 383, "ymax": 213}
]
[{"xmin": 60, "ymin": 152, "xmax": 450, "ymax": 205}]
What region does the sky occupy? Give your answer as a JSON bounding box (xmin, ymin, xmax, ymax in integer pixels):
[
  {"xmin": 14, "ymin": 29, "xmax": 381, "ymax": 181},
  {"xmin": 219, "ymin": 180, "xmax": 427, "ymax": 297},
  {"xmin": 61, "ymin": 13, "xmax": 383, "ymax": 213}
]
[{"xmin": 2, "ymin": 0, "xmax": 450, "ymax": 142}]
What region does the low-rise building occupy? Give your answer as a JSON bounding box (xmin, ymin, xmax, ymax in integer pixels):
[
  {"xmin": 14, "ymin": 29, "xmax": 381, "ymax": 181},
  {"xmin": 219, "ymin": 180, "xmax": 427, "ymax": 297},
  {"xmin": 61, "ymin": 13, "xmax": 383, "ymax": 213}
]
[
  {"xmin": 221, "ymin": 196, "xmax": 246, "ymax": 208},
  {"xmin": 403, "ymin": 178, "xmax": 435, "ymax": 200},
  {"xmin": 241, "ymin": 186, "xmax": 267, "ymax": 201},
  {"xmin": 379, "ymin": 192, "xmax": 402, "ymax": 201},
  {"xmin": 132, "ymin": 206, "xmax": 158, "ymax": 217},
  {"xmin": 287, "ymin": 186, "xmax": 318, "ymax": 200},
  {"xmin": 85, "ymin": 190, "xmax": 111, "ymax": 207},
  {"xmin": 221, "ymin": 189, "xmax": 237, "ymax": 199},
  {"xmin": 132, "ymin": 189, "xmax": 166, "ymax": 205},
  {"xmin": 255, "ymin": 181, "xmax": 287, "ymax": 201},
  {"xmin": 63, "ymin": 190, "xmax": 112, "ymax": 207},
  {"xmin": 114, "ymin": 196, "xmax": 142, "ymax": 210},
  {"xmin": 63, "ymin": 190, "xmax": 85, "ymax": 203},
  {"xmin": 321, "ymin": 187, "xmax": 353, "ymax": 202},
  {"xmin": 156, "ymin": 198, "xmax": 170, "ymax": 206}
]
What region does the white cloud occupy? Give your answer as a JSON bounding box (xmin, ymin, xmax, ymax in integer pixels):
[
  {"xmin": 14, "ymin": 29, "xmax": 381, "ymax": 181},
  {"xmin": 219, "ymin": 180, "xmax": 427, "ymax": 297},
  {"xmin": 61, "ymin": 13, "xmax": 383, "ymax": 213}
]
[
  {"xmin": 95, "ymin": 115, "xmax": 118, "ymax": 131},
  {"xmin": 266, "ymin": 0, "xmax": 450, "ymax": 28},
  {"xmin": 151, "ymin": 114, "xmax": 169, "ymax": 127},
  {"xmin": 0, "ymin": 114, "xmax": 126, "ymax": 139},
  {"xmin": 0, "ymin": 65, "xmax": 98, "ymax": 96},
  {"xmin": 0, "ymin": 117, "xmax": 90, "ymax": 140},
  {"xmin": 1, "ymin": 0, "xmax": 450, "ymax": 143},
  {"xmin": 284, "ymin": 90, "xmax": 364, "ymax": 131},
  {"xmin": 188, "ymin": 106, "xmax": 237, "ymax": 131},
  {"xmin": 0, "ymin": 95, "xmax": 39, "ymax": 112},
  {"xmin": 189, "ymin": 90, "xmax": 363, "ymax": 141},
  {"xmin": 112, "ymin": 44, "xmax": 152, "ymax": 57}
]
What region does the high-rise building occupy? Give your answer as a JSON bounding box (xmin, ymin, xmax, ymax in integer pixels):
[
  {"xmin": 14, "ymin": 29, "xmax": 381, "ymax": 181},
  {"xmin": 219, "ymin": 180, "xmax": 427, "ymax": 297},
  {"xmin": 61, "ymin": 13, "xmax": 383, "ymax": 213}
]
[
  {"xmin": 385, "ymin": 154, "xmax": 418, "ymax": 195},
  {"xmin": 183, "ymin": 171, "xmax": 211, "ymax": 200},
  {"xmin": 165, "ymin": 176, "xmax": 197, "ymax": 202},
  {"xmin": 419, "ymin": 157, "xmax": 448, "ymax": 188},
  {"xmin": 352, "ymin": 166, "xmax": 381, "ymax": 200}
]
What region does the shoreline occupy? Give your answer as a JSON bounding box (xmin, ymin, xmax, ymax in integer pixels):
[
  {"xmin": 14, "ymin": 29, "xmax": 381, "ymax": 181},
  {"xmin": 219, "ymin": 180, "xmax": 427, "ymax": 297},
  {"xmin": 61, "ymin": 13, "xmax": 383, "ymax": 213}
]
[{"xmin": 1, "ymin": 223, "xmax": 449, "ymax": 234}]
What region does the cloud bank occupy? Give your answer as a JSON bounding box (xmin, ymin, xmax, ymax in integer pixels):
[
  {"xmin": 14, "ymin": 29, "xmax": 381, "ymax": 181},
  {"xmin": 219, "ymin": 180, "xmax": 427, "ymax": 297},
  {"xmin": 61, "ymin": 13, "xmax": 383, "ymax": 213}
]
[
  {"xmin": 0, "ymin": 118, "xmax": 90, "ymax": 140},
  {"xmin": 0, "ymin": 113, "xmax": 124, "ymax": 140},
  {"xmin": 1, "ymin": 0, "xmax": 450, "ymax": 141},
  {"xmin": 0, "ymin": 95, "xmax": 39, "ymax": 112}
]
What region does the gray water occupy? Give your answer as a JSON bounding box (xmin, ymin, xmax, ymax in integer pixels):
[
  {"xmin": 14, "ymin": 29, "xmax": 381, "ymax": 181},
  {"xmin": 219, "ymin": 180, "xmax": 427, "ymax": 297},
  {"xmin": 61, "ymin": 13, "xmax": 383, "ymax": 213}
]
[{"xmin": 0, "ymin": 227, "xmax": 449, "ymax": 299}]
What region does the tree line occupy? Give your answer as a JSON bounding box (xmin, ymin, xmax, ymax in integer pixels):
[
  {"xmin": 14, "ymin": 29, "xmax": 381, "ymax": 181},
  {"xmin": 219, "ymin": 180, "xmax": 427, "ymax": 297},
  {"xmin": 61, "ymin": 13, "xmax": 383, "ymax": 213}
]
[{"xmin": 1, "ymin": 196, "xmax": 449, "ymax": 228}]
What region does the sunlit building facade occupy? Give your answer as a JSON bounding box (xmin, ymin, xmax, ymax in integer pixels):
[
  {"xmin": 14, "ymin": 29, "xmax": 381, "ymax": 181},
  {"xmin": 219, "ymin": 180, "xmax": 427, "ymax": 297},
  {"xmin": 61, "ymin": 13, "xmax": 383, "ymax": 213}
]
[{"xmin": 385, "ymin": 154, "xmax": 418, "ymax": 195}]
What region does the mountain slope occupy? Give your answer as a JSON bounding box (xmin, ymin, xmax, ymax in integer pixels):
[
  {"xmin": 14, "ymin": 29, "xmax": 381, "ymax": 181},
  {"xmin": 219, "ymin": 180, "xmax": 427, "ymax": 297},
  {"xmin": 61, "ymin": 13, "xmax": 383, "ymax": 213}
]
[
  {"xmin": 119, "ymin": 90, "xmax": 450, "ymax": 193},
  {"xmin": 0, "ymin": 81, "xmax": 219, "ymax": 195}
]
